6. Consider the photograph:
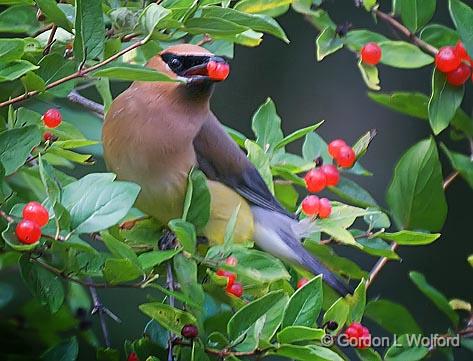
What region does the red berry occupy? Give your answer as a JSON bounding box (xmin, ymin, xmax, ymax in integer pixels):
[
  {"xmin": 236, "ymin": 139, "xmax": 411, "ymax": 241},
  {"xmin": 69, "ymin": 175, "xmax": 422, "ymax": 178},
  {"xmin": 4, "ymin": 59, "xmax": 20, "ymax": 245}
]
[
  {"xmin": 454, "ymin": 41, "xmax": 469, "ymax": 61},
  {"xmin": 304, "ymin": 168, "xmax": 326, "ymax": 193},
  {"xmin": 297, "ymin": 278, "xmax": 309, "ymax": 289},
  {"xmin": 226, "ymin": 282, "xmax": 243, "ymax": 297},
  {"xmin": 22, "ymin": 201, "xmax": 49, "ymax": 227},
  {"xmin": 360, "ymin": 42, "xmax": 382, "ymax": 65},
  {"xmin": 301, "ymin": 195, "xmax": 320, "ymax": 216},
  {"xmin": 446, "ymin": 63, "xmax": 471, "ymax": 86},
  {"xmin": 181, "ymin": 324, "xmax": 199, "ymax": 339},
  {"xmin": 345, "ymin": 322, "xmax": 371, "ymax": 349},
  {"xmin": 206, "ymin": 61, "xmax": 230, "ymax": 81},
  {"xmin": 225, "ymin": 256, "xmax": 238, "ymax": 266},
  {"xmin": 127, "ymin": 352, "xmax": 139, "ymax": 361},
  {"xmin": 435, "ymin": 46, "xmax": 461, "ymax": 73},
  {"xmin": 328, "ymin": 139, "xmax": 347, "ymax": 159},
  {"xmin": 320, "ymin": 164, "xmax": 340, "ymax": 186},
  {"xmin": 318, "ymin": 198, "xmax": 332, "ymax": 219},
  {"xmin": 216, "ymin": 269, "xmax": 236, "ymax": 287},
  {"xmin": 43, "ymin": 131, "xmax": 55, "ymax": 142},
  {"xmin": 336, "ymin": 145, "xmax": 356, "ymax": 168},
  {"xmin": 15, "ymin": 219, "xmax": 41, "ymax": 244},
  {"xmin": 42, "ymin": 108, "xmax": 62, "ymax": 128}
]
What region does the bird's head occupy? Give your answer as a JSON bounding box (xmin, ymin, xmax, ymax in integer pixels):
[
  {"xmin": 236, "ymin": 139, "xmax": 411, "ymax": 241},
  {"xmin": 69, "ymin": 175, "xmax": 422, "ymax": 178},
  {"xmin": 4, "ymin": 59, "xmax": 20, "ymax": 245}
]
[{"xmin": 156, "ymin": 44, "xmax": 230, "ymax": 84}]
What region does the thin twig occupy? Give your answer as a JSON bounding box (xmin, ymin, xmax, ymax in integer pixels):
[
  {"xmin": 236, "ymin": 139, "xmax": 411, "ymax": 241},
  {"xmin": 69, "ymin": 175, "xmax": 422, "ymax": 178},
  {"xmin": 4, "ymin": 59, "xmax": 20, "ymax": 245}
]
[
  {"xmin": 43, "ymin": 25, "xmax": 58, "ymax": 55},
  {"xmin": 373, "ymin": 9, "xmax": 438, "ymax": 56},
  {"xmin": 443, "ymin": 171, "xmax": 460, "ymax": 189},
  {"xmin": 0, "ymin": 38, "xmax": 147, "ymax": 108},
  {"xmin": 167, "ymin": 263, "xmax": 176, "ymax": 361},
  {"xmin": 196, "ymin": 34, "xmax": 212, "ymax": 46},
  {"xmin": 67, "ymin": 90, "xmax": 105, "ymax": 117},
  {"xmin": 89, "ymin": 282, "xmax": 112, "ymax": 347}
]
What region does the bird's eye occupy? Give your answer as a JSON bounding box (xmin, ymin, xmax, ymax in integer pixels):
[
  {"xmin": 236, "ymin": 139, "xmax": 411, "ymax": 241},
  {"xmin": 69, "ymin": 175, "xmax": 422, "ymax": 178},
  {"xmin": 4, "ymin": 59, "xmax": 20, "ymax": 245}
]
[{"xmin": 170, "ymin": 58, "xmax": 182, "ymax": 70}]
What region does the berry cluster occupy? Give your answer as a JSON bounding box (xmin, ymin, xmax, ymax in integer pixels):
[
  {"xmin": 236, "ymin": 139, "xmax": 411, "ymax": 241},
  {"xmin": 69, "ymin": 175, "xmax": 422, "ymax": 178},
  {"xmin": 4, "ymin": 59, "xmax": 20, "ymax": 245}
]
[
  {"xmin": 344, "ymin": 322, "xmax": 371, "ymax": 349},
  {"xmin": 15, "ymin": 202, "xmax": 49, "ymax": 244},
  {"xmin": 216, "ymin": 256, "xmax": 243, "ymax": 298},
  {"xmin": 360, "ymin": 42, "xmax": 382, "ymax": 65},
  {"xmin": 41, "ymin": 108, "xmax": 62, "ymax": 142},
  {"xmin": 301, "ymin": 139, "xmax": 355, "ymax": 218},
  {"xmin": 435, "ymin": 42, "xmax": 472, "ymax": 86}
]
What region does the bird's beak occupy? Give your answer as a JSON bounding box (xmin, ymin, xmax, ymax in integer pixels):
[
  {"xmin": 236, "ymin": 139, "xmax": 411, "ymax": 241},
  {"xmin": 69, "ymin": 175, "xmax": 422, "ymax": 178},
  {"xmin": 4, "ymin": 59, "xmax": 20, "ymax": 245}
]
[{"xmin": 182, "ymin": 56, "xmax": 230, "ymax": 82}]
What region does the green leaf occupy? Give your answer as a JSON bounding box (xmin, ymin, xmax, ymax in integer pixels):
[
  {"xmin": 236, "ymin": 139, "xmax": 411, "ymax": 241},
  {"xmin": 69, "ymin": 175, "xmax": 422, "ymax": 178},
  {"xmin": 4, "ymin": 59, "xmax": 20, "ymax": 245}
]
[
  {"xmin": 428, "ymin": 69, "xmax": 464, "ymax": 135},
  {"xmin": 21, "ymin": 71, "xmax": 46, "ymax": 92},
  {"xmin": 0, "ymin": 5, "xmax": 39, "ymax": 34},
  {"xmin": 41, "ymin": 337, "xmax": 78, "ymax": 361},
  {"xmin": 73, "ymin": 0, "xmax": 105, "ymax": 63},
  {"xmin": 365, "ymin": 299, "xmax": 422, "ymax": 334},
  {"xmin": 409, "ymin": 271, "xmax": 459, "ymax": 326},
  {"xmin": 0, "ymin": 60, "xmax": 38, "ymax": 82},
  {"xmin": 345, "ymin": 280, "xmax": 366, "ymax": 323},
  {"xmin": 420, "ymin": 24, "xmax": 459, "ymax": 48},
  {"xmin": 384, "ymin": 334, "xmax": 429, "ymax": 361},
  {"xmin": 442, "ymin": 145, "xmax": 473, "ymax": 188},
  {"xmin": 357, "ymin": 60, "xmax": 380, "ymax": 90},
  {"xmin": 449, "ymin": 0, "xmax": 473, "ymax": 58},
  {"xmin": 231, "ymin": 247, "xmax": 290, "ymax": 282},
  {"xmin": 173, "ymin": 254, "xmax": 205, "ymax": 308},
  {"xmin": 245, "ymin": 140, "xmax": 274, "ymax": 193},
  {"xmin": 329, "ymin": 177, "xmax": 378, "ymax": 209},
  {"xmin": 139, "ymin": 302, "xmax": 197, "ymax": 335},
  {"xmin": 379, "ymin": 230, "xmax": 440, "ymax": 245},
  {"xmin": 356, "ymin": 348, "xmax": 383, "ymax": 361},
  {"xmin": 227, "ymin": 290, "xmax": 289, "ymax": 352},
  {"xmin": 363, "ymin": 209, "xmax": 391, "ymax": 229},
  {"xmin": 270, "ymin": 345, "xmax": 344, "ymax": 361},
  {"xmin": 306, "ymin": 9, "xmax": 336, "ymax": 31},
  {"xmin": 185, "ymin": 17, "xmax": 248, "ymax": 37},
  {"xmin": 355, "ymin": 235, "xmax": 399, "ymax": 259},
  {"xmin": 322, "ymin": 296, "xmax": 349, "ymax": 333},
  {"xmin": 251, "ymin": 98, "xmax": 284, "ymax": 153},
  {"xmin": 399, "ymin": 0, "xmax": 436, "ymax": 32},
  {"xmin": 386, "ymin": 138, "xmax": 447, "ymax": 231},
  {"xmin": 168, "ymin": 219, "xmax": 196, "ymax": 254},
  {"xmin": 92, "ymin": 65, "xmax": 177, "ymax": 82},
  {"xmin": 379, "ymin": 41, "xmax": 433, "ymax": 68},
  {"xmin": 0, "ymin": 38, "xmax": 24, "ymax": 61},
  {"xmin": 96, "ymin": 348, "xmax": 119, "ymax": 361},
  {"xmin": 0, "ymin": 126, "xmax": 41, "ymax": 175},
  {"xmin": 183, "ymin": 168, "xmax": 210, "ymax": 231},
  {"xmin": 103, "ymin": 258, "xmax": 143, "ymax": 284},
  {"xmin": 316, "ymin": 27, "xmax": 343, "ymax": 61},
  {"xmin": 19, "ymin": 255, "xmax": 65, "ymax": 313},
  {"xmin": 367, "ymin": 91, "xmax": 473, "ymax": 136},
  {"xmin": 37, "ymin": 53, "xmax": 77, "ymax": 97},
  {"xmin": 101, "ymin": 232, "xmax": 139, "ymax": 266},
  {"xmin": 201, "ymin": 6, "xmax": 289, "ymax": 43},
  {"xmin": 282, "ymin": 275, "xmax": 322, "ymax": 328},
  {"xmin": 139, "ymin": 3, "xmax": 172, "ymax": 41},
  {"xmin": 275, "ymin": 121, "xmax": 324, "ymax": 150},
  {"xmin": 223, "ymin": 204, "xmax": 241, "ymax": 250},
  {"xmin": 36, "ymin": 0, "xmax": 73, "ymax": 32},
  {"xmin": 138, "ymin": 249, "xmax": 181, "ymax": 270},
  {"xmin": 234, "ymin": 0, "xmax": 292, "ymax": 17},
  {"xmin": 353, "ymin": 129, "xmax": 376, "ymax": 159},
  {"xmin": 277, "ymin": 326, "xmax": 325, "ymax": 344},
  {"xmin": 344, "ymin": 30, "xmax": 388, "ymax": 51},
  {"xmin": 62, "ymin": 173, "xmax": 140, "ymax": 234}
]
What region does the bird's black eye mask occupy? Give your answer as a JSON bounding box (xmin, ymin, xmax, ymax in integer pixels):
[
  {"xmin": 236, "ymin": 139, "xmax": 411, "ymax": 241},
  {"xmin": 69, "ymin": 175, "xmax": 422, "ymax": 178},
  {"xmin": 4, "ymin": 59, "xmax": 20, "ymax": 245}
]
[
  {"xmin": 161, "ymin": 53, "xmax": 210, "ymax": 76},
  {"xmin": 160, "ymin": 53, "xmax": 230, "ymax": 81}
]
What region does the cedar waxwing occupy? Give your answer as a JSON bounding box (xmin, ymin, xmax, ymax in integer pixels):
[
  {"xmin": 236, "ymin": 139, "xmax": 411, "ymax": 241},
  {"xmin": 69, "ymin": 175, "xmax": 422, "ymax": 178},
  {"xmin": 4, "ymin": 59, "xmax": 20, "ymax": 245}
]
[{"xmin": 102, "ymin": 44, "xmax": 351, "ymax": 295}]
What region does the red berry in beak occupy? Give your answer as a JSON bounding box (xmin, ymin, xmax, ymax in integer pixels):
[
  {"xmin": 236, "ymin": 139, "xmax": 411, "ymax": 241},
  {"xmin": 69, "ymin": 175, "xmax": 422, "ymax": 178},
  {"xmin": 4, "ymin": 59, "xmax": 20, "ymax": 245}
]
[{"xmin": 206, "ymin": 61, "xmax": 230, "ymax": 81}]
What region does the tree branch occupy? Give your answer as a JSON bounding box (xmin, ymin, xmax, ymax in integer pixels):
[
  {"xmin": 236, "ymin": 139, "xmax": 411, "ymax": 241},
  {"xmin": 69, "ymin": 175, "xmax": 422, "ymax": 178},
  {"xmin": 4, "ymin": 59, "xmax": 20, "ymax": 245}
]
[
  {"xmin": 373, "ymin": 9, "xmax": 438, "ymax": 56},
  {"xmin": 0, "ymin": 38, "xmax": 147, "ymax": 108},
  {"xmin": 67, "ymin": 90, "xmax": 105, "ymax": 117}
]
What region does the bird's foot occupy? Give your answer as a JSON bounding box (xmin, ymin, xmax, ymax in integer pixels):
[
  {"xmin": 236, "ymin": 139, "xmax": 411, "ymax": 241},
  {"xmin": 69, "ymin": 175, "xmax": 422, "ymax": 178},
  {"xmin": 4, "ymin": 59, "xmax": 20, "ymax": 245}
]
[{"xmin": 159, "ymin": 229, "xmax": 177, "ymax": 250}]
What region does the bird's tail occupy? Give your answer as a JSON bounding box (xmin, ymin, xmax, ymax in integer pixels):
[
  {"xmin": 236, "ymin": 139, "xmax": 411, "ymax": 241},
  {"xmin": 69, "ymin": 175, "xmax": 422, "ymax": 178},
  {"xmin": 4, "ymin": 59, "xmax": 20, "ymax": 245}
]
[{"xmin": 251, "ymin": 206, "xmax": 352, "ymax": 296}]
